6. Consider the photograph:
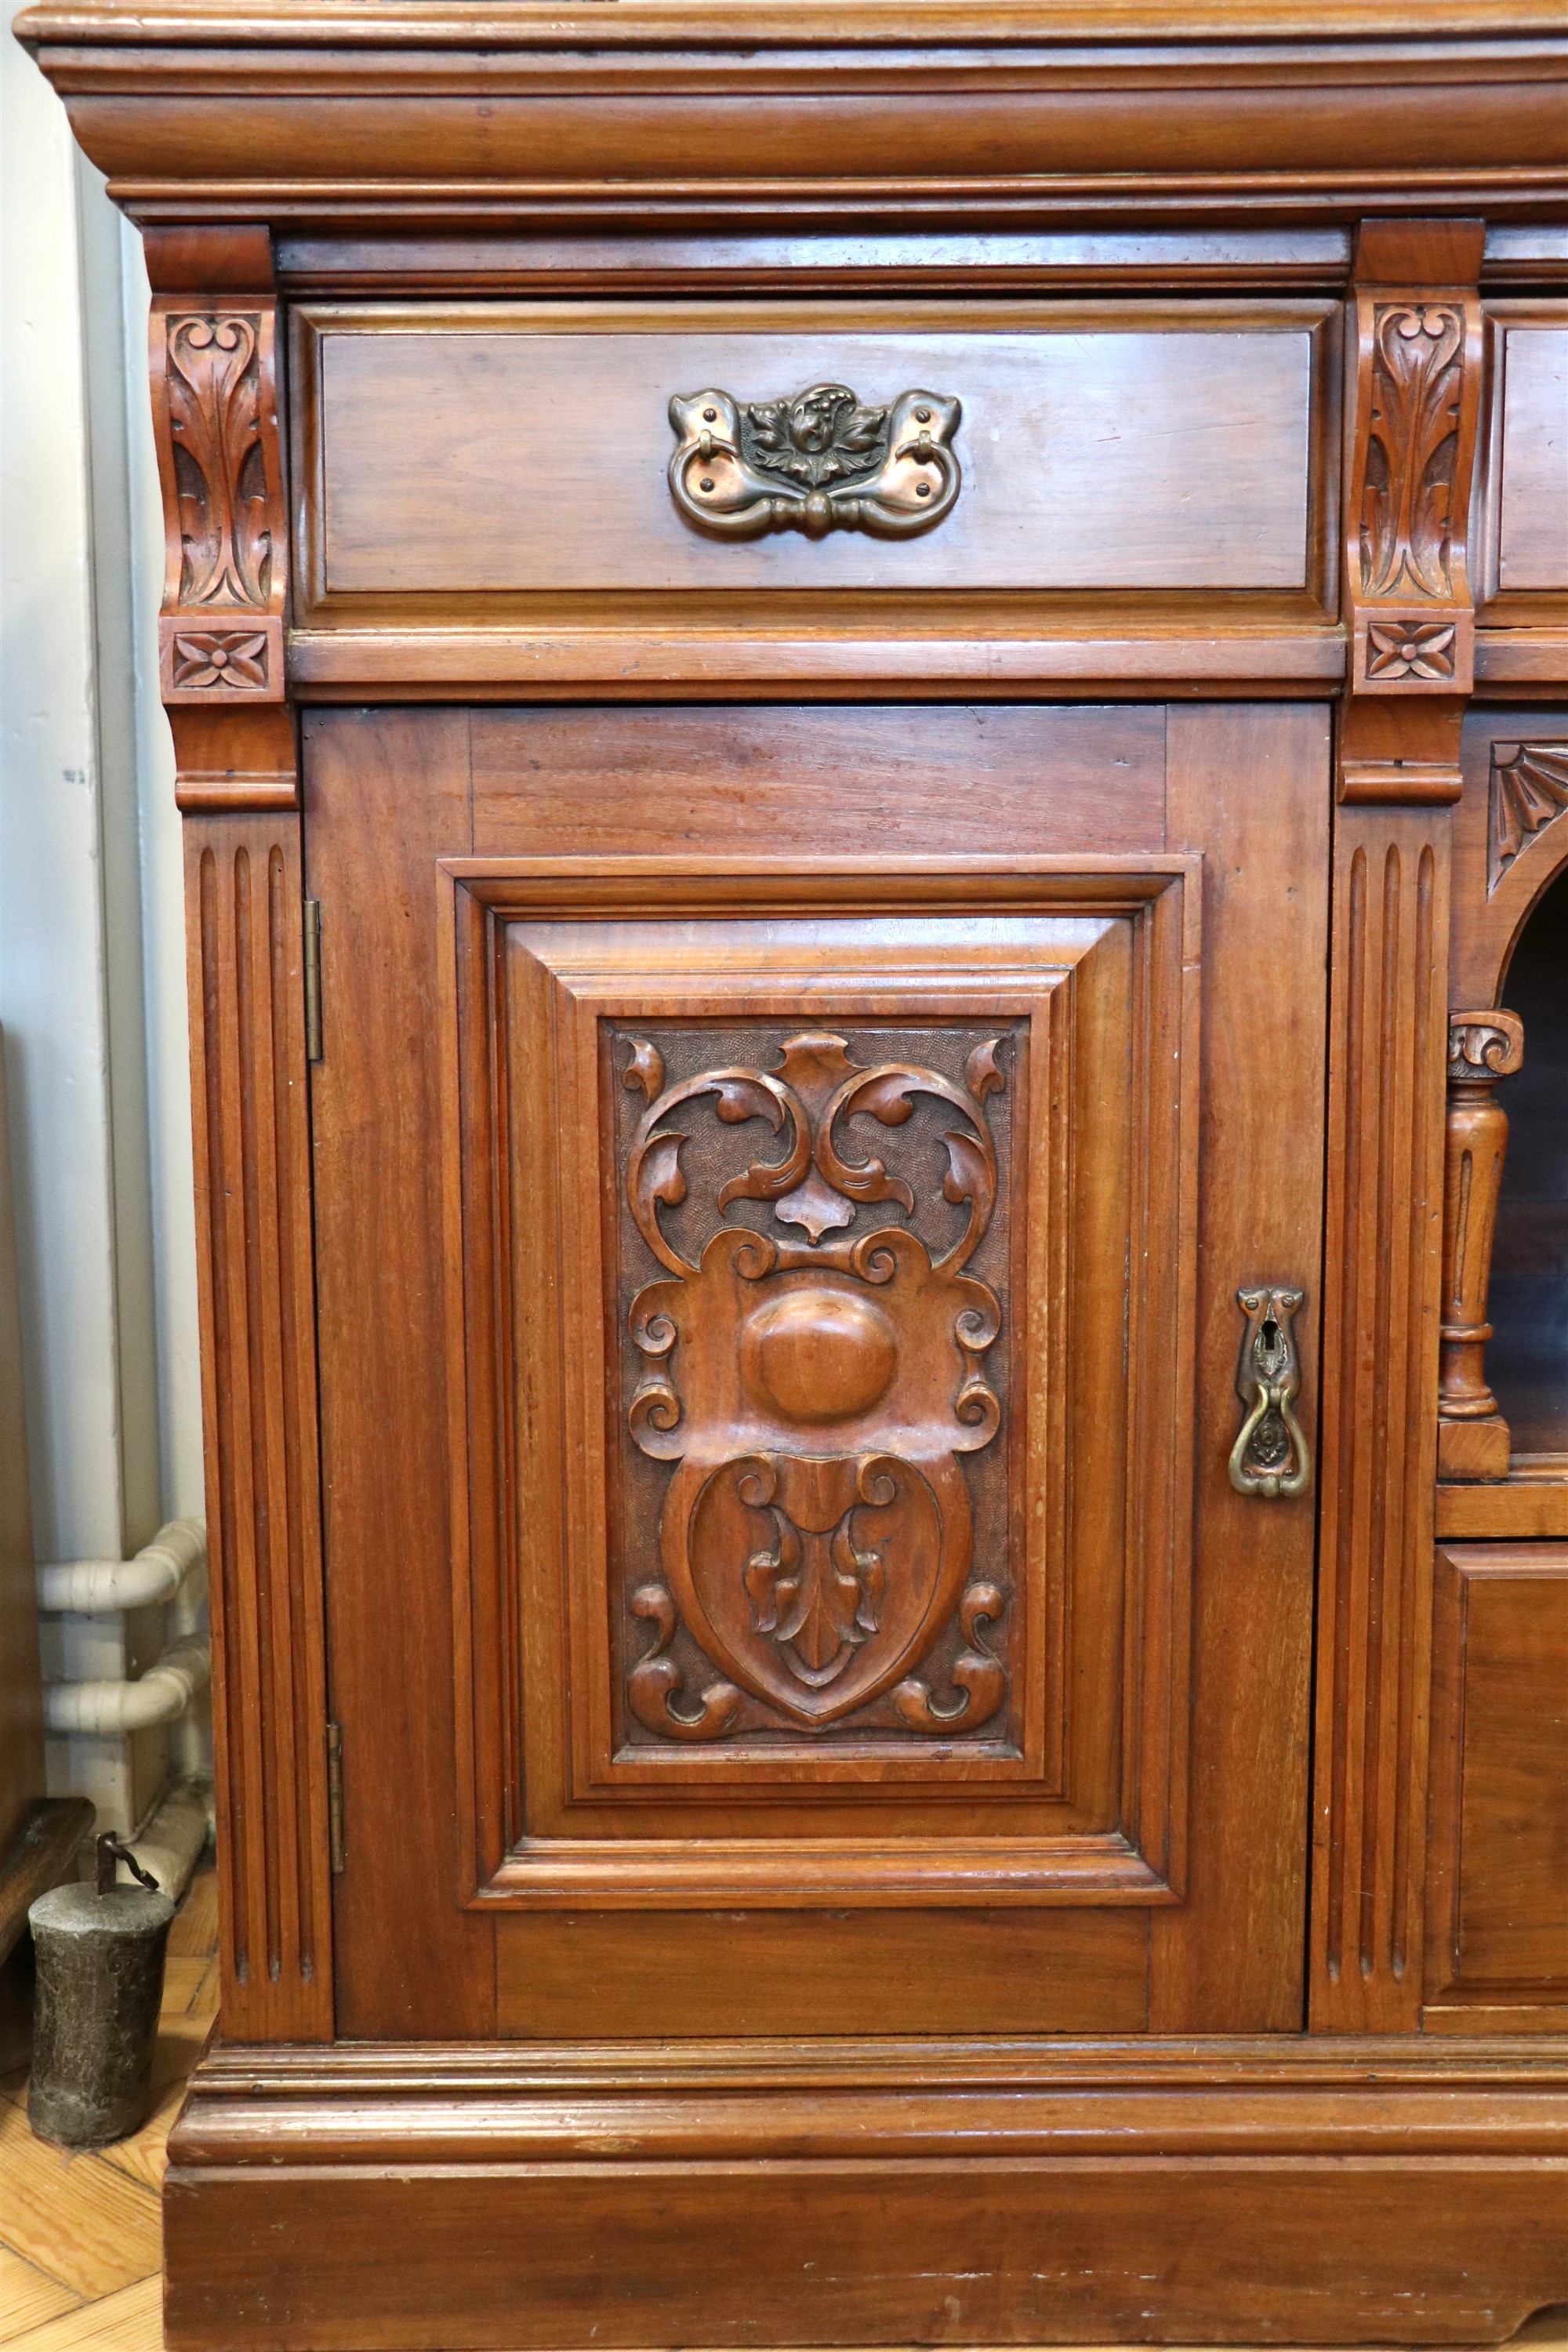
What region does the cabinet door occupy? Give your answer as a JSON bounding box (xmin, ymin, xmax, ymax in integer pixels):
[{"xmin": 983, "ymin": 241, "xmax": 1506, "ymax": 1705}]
[{"xmin": 307, "ymin": 702, "xmax": 1329, "ymax": 2040}]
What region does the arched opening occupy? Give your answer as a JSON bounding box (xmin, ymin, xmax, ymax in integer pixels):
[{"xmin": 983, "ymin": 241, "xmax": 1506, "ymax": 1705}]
[{"xmin": 1490, "ymin": 863, "xmax": 1568, "ymax": 1464}]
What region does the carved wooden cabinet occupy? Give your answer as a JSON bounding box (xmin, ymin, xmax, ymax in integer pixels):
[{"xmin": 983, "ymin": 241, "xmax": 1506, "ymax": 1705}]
[{"xmin": 18, "ymin": 2, "xmax": 1568, "ymax": 2343}]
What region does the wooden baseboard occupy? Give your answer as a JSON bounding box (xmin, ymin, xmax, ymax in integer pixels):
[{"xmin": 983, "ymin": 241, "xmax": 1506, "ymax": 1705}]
[
  {"xmin": 165, "ymin": 2034, "xmax": 1568, "ymax": 2350},
  {"xmin": 0, "ymin": 1796, "xmax": 94, "ymax": 1971}
]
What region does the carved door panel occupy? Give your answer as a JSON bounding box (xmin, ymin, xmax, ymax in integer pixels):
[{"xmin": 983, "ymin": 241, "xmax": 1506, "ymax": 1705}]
[
  {"xmin": 453, "ymin": 866, "xmax": 1189, "ymax": 1914},
  {"xmin": 309, "ymin": 702, "xmax": 1330, "ymax": 2041}
]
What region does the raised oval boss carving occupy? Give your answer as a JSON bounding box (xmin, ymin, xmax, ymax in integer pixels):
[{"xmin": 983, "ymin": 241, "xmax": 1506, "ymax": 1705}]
[{"xmin": 668, "ymin": 383, "xmax": 962, "ymax": 538}]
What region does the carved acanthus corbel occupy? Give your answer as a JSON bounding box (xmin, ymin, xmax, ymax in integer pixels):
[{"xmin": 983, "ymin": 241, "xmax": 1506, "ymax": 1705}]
[
  {"xmin": 1338, "ymin": 221, "xmax": 1484, "ymax": 808},
  {"xmin": 145, "ymin": 228, "xmax": 296, "ymax": 812},
  {"xmin": 1437, "ymin": 1009, "xmax": 1524, "ymax": 1480},
  {"xmin": 152, "ymin": 299, "xmax": 285, "ymax": 709}
]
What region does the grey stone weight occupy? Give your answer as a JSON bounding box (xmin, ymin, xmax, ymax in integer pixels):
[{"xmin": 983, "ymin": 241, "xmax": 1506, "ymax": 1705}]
[{"xmin": 26, "ymin": 1878, "xmax": 175, "ymax": 2147}]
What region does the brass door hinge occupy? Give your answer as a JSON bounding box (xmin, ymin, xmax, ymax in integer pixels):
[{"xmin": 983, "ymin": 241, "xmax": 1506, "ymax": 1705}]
[
  {"xmin": 303, "ymin": 898, "xmax": 324, "ymax": 1065},
  {"xmin": 325, "ymin": 1720, "xmax": 345, "ymax": 1875}
]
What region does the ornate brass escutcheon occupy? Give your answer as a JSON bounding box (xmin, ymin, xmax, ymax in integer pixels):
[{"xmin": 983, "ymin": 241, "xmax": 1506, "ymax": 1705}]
[
  {"xmin": 668, "ymin": 382, "xmax": 961, "ymax": 538},
  {"xmin": 1228, "ymin": 1285, "xmax": 1312, "ymax": 1499}
]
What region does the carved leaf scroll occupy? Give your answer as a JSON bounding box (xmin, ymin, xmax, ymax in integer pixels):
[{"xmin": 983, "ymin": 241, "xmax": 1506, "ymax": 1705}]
[
  {"xmin": 619, "ymin": 1028, "xmax": 1011, "ymax": 1743},
  {"xmin": 1447, "ymin": 1010, "xmax": 1525, "ymax": 1083},
  {"xmin": 1359, "ymin": 303, "xmax": 1466, "ymax": 602},
  {"xmin": 167, "ymin": 315, "xmax": 272, "ymax": 610}
]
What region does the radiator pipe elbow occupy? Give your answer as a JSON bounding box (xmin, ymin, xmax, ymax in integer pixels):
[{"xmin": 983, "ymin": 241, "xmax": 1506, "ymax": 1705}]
[
  {"xmin": 44, "ymin": 1637, "xmax": 212, "ymax": 1736},
  {"xmin": 36, "ymin": 1519, "xmax": 206, "ymax": 1615}
]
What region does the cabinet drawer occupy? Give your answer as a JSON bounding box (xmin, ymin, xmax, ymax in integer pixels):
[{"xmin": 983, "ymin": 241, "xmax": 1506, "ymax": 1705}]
[{"xmin": 296, "ymin": 299, "xmax": 1335, "ymax": 614}]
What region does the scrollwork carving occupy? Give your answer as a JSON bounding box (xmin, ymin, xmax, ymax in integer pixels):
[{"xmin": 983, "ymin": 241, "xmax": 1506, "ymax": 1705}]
[
  {"xmin": 619, "ymin": 1027, "xmax": 1011, "ymax": 1742},
  {"xmin": 626, "ymin": 1584, "xmax": 743, "ymax": 1742},
  {"xmin": 892, "ymin": 1582, "xmax": 1007, "ymax": 1733},
  {"xmin": 1447, "ymin": 1011, "xmax": 1525, "ymax": 1083},
  {"xmin": 669, "ymin": 384, "xmax": 961, "ymax": 539}
]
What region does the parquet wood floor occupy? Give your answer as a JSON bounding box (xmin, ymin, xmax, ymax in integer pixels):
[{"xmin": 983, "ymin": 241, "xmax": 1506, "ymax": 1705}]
[{"xmin": 0, "ymin": 1864, "xmax": 216, "ymax": 2351}]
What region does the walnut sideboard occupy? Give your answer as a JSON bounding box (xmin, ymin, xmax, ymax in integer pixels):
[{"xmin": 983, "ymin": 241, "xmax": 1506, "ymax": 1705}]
[{"xmin": 17, "ymin": 3, "xmax": 1568, "ymax": 2343}]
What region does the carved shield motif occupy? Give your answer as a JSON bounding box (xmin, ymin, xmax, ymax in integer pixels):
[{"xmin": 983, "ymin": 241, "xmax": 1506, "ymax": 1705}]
[{"xmin": 620, "ymin": 1029, "xmax": 1010, "ymax": 1741}]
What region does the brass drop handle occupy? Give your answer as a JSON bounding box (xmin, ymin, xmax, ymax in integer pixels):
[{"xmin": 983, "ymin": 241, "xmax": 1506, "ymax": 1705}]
[
  {"xmin": 668, "ymin": 383, "xmax": 962, "ymax": 539},
  {"xmin": 1228, "ymin": 1285, "xmax": 1312, "ymax": 1499}
]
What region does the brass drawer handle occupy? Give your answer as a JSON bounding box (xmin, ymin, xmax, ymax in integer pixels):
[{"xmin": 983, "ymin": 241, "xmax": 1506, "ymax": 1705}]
[
  {"xmin": 669, "ymin": 382, "xmax": 961, "ymax": 539},
  {"xmin": 1229, "ymin": 1285, "xmax": 1312, "ymax": 1499}
]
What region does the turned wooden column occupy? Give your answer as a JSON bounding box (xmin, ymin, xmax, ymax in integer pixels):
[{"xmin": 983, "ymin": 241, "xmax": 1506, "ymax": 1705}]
[{"xmin": 1437, "ymin": 1010, "xmax": 1524, "ymax": 1480}]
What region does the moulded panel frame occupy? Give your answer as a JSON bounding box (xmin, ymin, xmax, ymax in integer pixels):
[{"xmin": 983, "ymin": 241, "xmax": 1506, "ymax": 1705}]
[
  {"xmin": 287, "ymin": 296, "xmax": 1343, "ymax": 699},
  {"xmin": 435, "ymin": 857, "xmax": 1200, "ymax": 1911},
  {"xmin": 1475, "ymin": 302, "xmax": 1568, "ymax": 631},
  {"xmin": 1425, "ymin": 1542, "xmax": 1568, "ymax": 2025}
]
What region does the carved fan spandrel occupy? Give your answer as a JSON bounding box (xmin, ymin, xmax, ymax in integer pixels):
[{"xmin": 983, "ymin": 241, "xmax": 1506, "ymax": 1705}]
[
  {"xmin": 614, "ymin": 1025, "xmax": 1018, "ymax": 1749},
  {"xmin": 1490, "ymin": 742, "xmax": 1568, "ymax": 889}
]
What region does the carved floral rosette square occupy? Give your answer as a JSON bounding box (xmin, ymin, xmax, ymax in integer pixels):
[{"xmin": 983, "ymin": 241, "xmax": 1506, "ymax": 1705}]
[
  {"xmin": 1351, "ymin": 608, "xmax": 1475, "ymax": 697},
  {"xmin": 611, "ymin": 1023, "xmax": 1022, "ymax": 1755}
]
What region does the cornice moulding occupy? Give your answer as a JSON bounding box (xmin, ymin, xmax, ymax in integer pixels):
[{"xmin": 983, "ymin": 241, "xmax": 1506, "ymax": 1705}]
[
  {"xmin": 20, "ymin": 0, "xmax": 1568, "ymax": 220},
  {"xmin": 17, "ymin": 0, "xmax": 1568, "ymax": 49}
]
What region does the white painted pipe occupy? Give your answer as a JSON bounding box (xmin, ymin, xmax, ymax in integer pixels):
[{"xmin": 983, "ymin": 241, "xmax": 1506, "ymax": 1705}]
[
  {"xmin": 36, "ymin": 1518, "xmax": 206, "ymax": 1614},
  {"xmin": 121, "ymin": 1779, "xmax": 212, "ymax": 1904},
  {"xmin": 44, "ymin": 1636, "xmax": 212, "ymax": 1735}
]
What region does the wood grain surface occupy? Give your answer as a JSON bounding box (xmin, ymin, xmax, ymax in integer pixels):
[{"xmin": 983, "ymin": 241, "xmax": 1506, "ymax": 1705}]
[
  {"xmin": 1428, "ymin": 1544, "xmax": 1568, "ymax": 2005},
  {"xmin": 163, "ymin": 2035, "xmax": 1568, "ymax": 2349},
  {"xmin": 19, "ymin": 5, "xmax": 1568, "ymax": 227},
  {"xmin": 469, "ymin": 703, "xmax": 1167, "ymax": 860},
  {"xmin": 303, "ymin": 699, "xmax": 1326, "ymax": 2036},
  {"xmin": 303, "ymin": 710, "xmax": 495, "ymax": 2042},
  {"xmin": 495, "ymin": 1907, "xmax": 1150, "ymax": 2037},
  {"xmin": 183, "ymin": 815, "xmax": 334, "ymax": 2041},
  {"xmin": 1311, "ymin": 805, "xmax": 1450, "ymax": 2032},
  {"xmin": 306, "ymin": 306, "xmax": 1319, "ymax": 597},
  {"xmin": 1497, "ymin": 328, "xmax": 1568, "ymax": 592},
  {"xmin": 1152, "ymin": 702, "xmax": 1329, "ymax": 2033}
]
